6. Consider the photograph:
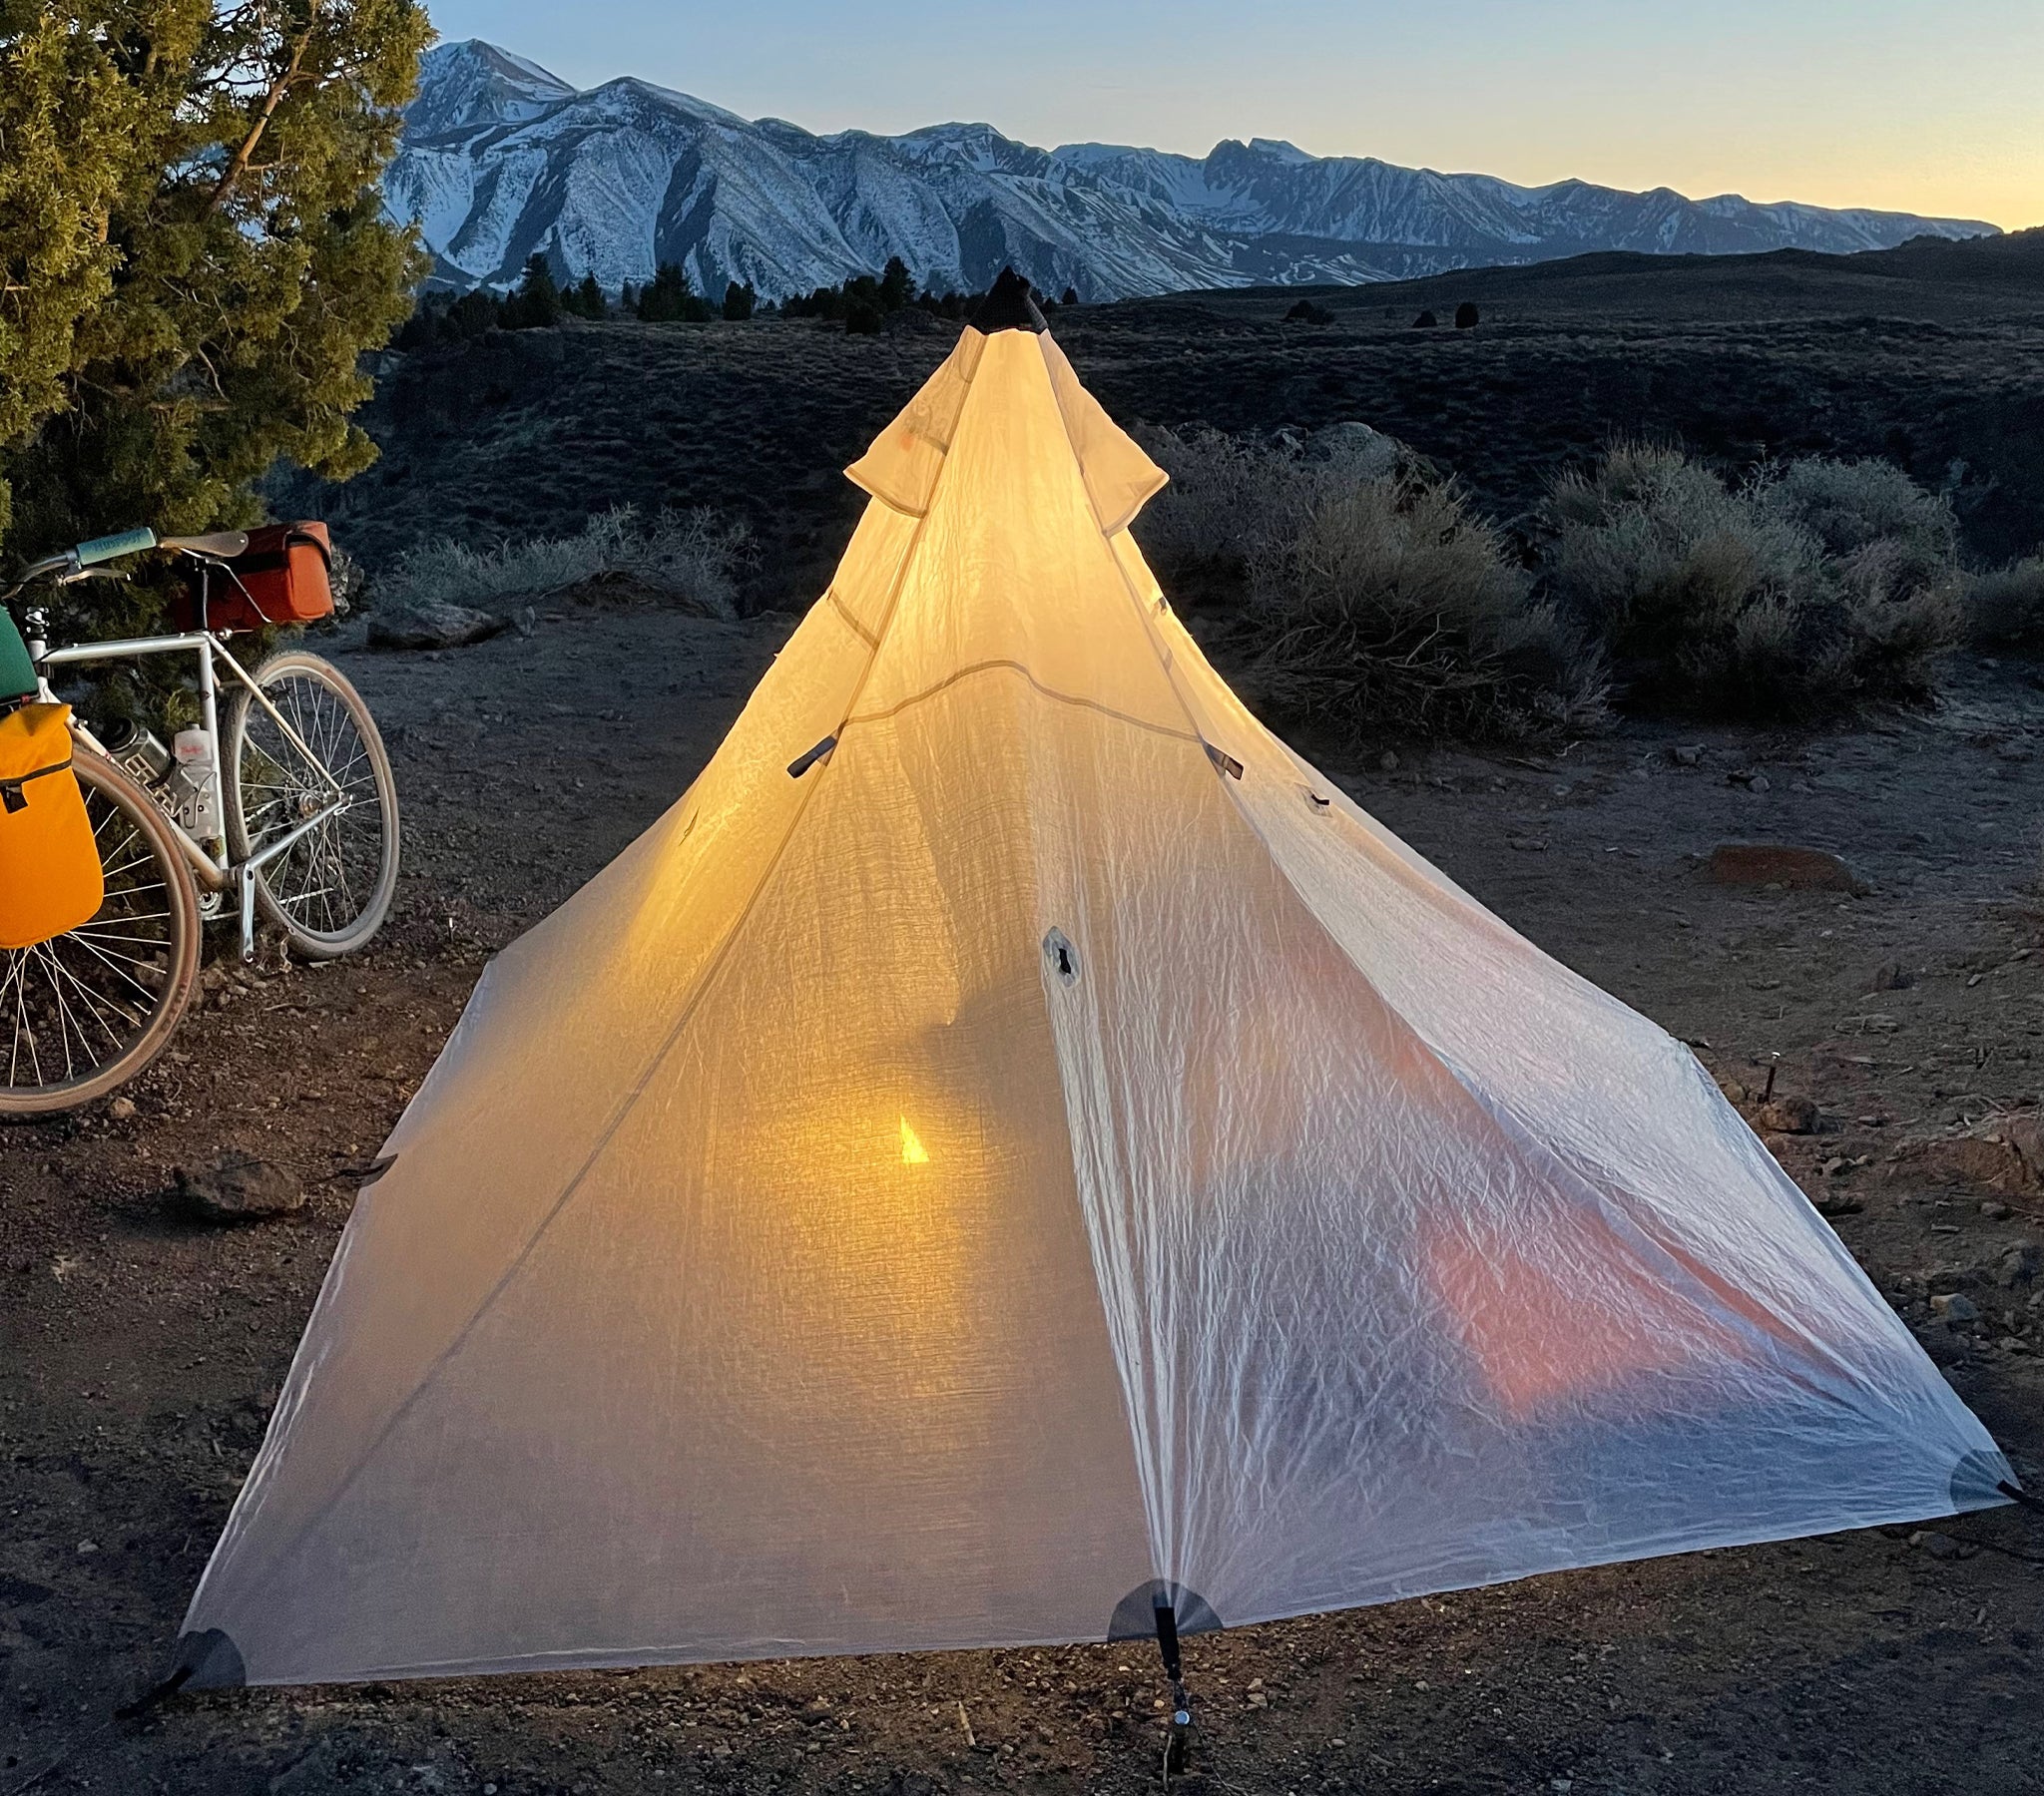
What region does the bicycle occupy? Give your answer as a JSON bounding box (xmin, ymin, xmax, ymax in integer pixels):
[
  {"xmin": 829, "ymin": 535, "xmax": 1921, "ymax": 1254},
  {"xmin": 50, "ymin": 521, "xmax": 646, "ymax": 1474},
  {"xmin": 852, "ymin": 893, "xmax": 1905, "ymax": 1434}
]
[{"xmin": 1, "ymin": 526, "xmax": 399, "ymax": 1116}]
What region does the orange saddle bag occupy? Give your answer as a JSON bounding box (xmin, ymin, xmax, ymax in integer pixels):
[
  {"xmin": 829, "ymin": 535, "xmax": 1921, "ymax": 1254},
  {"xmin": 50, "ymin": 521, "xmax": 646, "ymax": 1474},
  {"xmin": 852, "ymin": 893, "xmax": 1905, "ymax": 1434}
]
[{"xmin": 0, "ymin": 703, "xmax": 104, "ymax": 950}]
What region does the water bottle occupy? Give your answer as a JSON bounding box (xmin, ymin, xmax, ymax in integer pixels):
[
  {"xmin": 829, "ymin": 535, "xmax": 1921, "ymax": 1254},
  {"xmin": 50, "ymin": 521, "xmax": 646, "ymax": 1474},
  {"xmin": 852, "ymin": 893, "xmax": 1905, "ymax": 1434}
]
[
  {"xmin": 172, "ymin": 726, "xmax": 222, "ymax": 840},
  {"xmin": 100, "ymin": 717, "xmax": 173, "ymax": 789}
]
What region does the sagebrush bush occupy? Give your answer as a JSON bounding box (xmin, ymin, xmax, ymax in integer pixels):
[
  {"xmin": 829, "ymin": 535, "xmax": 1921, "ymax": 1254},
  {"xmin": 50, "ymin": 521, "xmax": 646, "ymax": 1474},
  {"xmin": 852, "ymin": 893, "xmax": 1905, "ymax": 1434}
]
[
  {"xmin": 1137, "ymin": 428, "xmax": 1606, "ymax": 740},
  {"xmin": 1252, "ymin": 475, "xmax": 1606, "ymax": 739},
  {"xmin": 384, "ymin": 507, "xmax": 748, "ymax": 619},
  {"xmin": 1968, "ymin": 554, "xmax": 2044, "ymax": 652},
  {"xmin": 1542, "ymin": 444, "xmax": 1961, "ymax": 717}
]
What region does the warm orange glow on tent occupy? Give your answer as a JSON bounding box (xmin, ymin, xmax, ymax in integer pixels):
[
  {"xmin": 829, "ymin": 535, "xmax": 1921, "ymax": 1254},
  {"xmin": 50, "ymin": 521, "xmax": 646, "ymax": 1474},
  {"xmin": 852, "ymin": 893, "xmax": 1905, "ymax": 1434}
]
[{"xmin": 899, "ymin": 1117, "xmax": 930, "ymax": 1164}]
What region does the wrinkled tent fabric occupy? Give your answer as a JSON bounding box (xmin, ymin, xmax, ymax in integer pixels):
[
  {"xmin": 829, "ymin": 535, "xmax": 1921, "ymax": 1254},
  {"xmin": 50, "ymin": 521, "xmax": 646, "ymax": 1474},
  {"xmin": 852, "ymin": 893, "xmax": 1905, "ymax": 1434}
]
[{"xmin": 180, "ymin": 307, "xmax": 2012, "ymax": 1689}]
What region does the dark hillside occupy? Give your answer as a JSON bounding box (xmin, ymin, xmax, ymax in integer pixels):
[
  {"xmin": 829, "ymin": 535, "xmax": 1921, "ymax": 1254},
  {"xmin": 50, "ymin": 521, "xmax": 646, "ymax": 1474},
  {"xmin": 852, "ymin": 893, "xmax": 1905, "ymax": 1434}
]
[{"xmin": 285, "ymin": 230, "xmax": 2044, "ymax": 602}]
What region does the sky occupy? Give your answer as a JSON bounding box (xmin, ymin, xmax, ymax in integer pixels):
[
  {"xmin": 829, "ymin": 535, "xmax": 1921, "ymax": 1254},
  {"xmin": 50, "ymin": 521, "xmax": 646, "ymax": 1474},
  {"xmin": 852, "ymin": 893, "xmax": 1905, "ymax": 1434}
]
[{"xmin": 426, "ymin": 1, "xmax": 2043, "ymax": 228}]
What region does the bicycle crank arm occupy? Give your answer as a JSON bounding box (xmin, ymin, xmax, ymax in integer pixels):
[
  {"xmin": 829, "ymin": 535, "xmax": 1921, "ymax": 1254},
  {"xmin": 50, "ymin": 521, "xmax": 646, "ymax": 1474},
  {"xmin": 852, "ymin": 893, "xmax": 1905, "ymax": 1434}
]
[{"xmin": 237, "ymin": 798, "xmax": 347, "ymax": 962}]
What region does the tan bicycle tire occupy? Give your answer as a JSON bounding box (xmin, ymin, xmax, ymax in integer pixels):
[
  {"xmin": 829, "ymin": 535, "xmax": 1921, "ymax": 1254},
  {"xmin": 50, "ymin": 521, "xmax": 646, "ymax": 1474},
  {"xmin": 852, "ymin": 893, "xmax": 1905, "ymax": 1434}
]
[
  {"xmin": 0, "ymin": 748, "xmax": 203, "ymax": 1117},
  {"xmin": 223, "ymin": 648, "xmax": 400, "ymax": 961}
]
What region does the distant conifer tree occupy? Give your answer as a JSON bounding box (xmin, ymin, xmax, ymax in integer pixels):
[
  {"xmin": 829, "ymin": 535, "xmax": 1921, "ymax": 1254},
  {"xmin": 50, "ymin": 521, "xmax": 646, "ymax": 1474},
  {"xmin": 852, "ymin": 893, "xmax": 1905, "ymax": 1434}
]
[
  {"xmin": 878, "ymin": 256, "xmax": 915, "ymax": 312},
  {"xmin": 1061, "ymin": 285, "xmax": 1079, "ymax": 306},
  {"xmin": 575, "ymin": 273, "xmax": 606, "ymax": 318},
  {"xmin": 722, "ymin": 280, "xmax": 757, "ymax": 321},
  {"xmin": 1454, "ymin": 301, "xmax": 1480, "ymax": 328}
]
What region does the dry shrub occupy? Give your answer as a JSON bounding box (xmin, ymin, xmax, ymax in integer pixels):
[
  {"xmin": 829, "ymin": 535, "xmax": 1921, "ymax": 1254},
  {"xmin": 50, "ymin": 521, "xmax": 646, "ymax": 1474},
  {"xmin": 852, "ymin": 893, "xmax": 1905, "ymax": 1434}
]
[
  {"xmin": 1252, "ymin": 475, "xmax": 1607, "ymax": 740},
  {"xmin": 1138, "ymin": 426, "xmax": 1606, "ymax": 741},
  {"xmin": 1543, "ymin": 445, "xmax": 1960, "ymax": 718},
  {"xmin": 384, "ymin": 506, "xmax": 749, "ymax": 619},
  {"xmin": 1968, "ymin": 554, "xmax": 2044, "ymax": 652}
]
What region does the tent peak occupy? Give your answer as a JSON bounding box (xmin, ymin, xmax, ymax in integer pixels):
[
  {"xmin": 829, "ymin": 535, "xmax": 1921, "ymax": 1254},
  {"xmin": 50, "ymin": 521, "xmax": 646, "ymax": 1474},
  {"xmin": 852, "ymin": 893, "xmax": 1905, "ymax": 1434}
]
[{"xmin": 970, "ymin": 267, "xmax": 1047, "ymax": 335}]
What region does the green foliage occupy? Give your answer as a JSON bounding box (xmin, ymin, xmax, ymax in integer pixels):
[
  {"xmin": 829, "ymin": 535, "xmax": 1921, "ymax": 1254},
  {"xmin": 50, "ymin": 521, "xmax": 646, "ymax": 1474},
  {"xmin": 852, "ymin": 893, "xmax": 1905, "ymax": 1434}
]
[
  {"xmin": 1542, "ymin": 444, "xmax": 1962, "ymax": 718},
  {"xmin": 782, "ymin": 260, "xmax": 958, "ymax": 324},
  {"xmin": 721, "ymin": 279, "xmax": 755, "ymax": 321},
  {"xmin": 567, "ymin": 271, "xmax": 606, "ymax": 319},
  {"xmin": 500, "ymin": 251, "xmax": 562, "ymax": 329},
  {"xmin": 636, "ymin": 261, "xmax": 711, "ymax": 323},
  {"xmin": 0, "ymin": 0, "xmax": 430, "ymax": 637}
]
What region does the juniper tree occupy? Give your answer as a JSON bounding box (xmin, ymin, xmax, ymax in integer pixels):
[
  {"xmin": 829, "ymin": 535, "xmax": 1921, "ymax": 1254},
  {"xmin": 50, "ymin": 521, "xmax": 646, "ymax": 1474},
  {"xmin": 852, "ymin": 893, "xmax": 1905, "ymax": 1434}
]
[{"xmin": 0, "ymin": 0, "xmax": 431, "ymax": 615}]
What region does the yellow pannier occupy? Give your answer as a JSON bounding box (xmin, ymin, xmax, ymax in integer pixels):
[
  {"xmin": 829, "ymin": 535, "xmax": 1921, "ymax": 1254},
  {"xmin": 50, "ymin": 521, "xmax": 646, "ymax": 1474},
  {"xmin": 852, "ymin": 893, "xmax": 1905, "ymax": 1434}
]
[{"xmin": 0, "ymin": 703, "xmax": 104, "ymax": 950}]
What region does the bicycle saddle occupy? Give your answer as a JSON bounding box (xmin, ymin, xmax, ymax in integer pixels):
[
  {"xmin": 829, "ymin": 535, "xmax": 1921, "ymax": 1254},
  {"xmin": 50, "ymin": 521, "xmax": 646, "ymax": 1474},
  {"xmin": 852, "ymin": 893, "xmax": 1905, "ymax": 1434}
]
[{"xmin": 160, "ymin": 531, "xmax": 251, "ymax": 561}]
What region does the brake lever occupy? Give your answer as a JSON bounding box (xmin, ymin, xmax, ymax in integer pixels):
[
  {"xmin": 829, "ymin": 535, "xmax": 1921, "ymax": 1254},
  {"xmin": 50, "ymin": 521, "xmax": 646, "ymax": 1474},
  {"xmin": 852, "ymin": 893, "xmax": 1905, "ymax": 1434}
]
[{"xmin": 56, "ymin": 567, "xmax": 128, "ymax": 585}]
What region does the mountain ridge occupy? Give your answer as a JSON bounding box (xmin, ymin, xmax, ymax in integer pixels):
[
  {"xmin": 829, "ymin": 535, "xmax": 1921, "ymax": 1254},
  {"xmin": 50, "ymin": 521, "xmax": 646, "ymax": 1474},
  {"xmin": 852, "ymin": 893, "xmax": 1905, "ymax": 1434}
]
[{"xmin": 387, "ymin": 40, "xmax": 1998, "ymax": 303}]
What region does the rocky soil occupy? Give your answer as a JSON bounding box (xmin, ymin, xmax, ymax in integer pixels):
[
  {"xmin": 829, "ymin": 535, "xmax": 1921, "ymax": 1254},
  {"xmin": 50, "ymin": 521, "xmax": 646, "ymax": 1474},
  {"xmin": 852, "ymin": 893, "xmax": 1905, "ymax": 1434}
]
[{"xmin": 3, "ymin": 581, "xmax": 2041, "ymax": 1795}]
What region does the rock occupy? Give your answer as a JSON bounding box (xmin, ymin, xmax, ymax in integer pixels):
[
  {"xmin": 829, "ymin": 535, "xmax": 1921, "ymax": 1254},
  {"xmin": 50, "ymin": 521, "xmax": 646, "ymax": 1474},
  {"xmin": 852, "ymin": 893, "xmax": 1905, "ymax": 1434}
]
[
  {"xmin": 1996, "ymin": 1245, "xmax": 2040, "ymax": 1287},
  {"xmin": 1507, "ymin": 835, "xmax": 1549, "ymax": 853},
  {"xmin": 107, "ymin": 1096, "xmax": 137, "ymax": 1122},
  {"xmin": 1284, "ymin": 298, "xmax": 1335, "ymax": 325},
  {"xmin": 1812, "ymin": 1192, "xmax": 1863, "ymax": 1217},
  {"xmin": 1868, "ymin": 962, "xmax": 1914, "ymax": 992},
  {"xmin": 367, "ymin": 601, "xmax": 508, "ymax": 651},
  {"xmin": 1758, "ymin": 1095, "xmax": 1819, "ymax": 1134},
  {"xmin": 2007, "ymin": 1115, "xmax": 2044, "ymax": 1182},
  {"xmin": 1305, "ymin": 420, "xmax": 1402, "ymax": 480},
  {"xmin": 1910, "ymin": 1531, "xmax": 1968, "ymax": 1560},
  {"xmin": 1378, "ymin": 750, "xmax": 1399, "ymax": 772},
  {"xmin": 1930, "ymin": 1292, "xmax": 1980, "ymax": 1323},
  {"xmin": 1671, "ymin": 744, "xmax": 1704, "ymax": 766},
  {"xmin": 175, "ymin": 1152, "xmax": 304, "ymax": 1223},
  {"xmin": 1914, "ymin": 1322, "xmax": 1968, "ymax": 1367},
  {"xmin": 1704, "ymin": 842, "xmax": 1868, "ymax": 894},
  {"xmin": 1981, "ymin": 1200, "xmax": 2011, "ymax": 1220}
]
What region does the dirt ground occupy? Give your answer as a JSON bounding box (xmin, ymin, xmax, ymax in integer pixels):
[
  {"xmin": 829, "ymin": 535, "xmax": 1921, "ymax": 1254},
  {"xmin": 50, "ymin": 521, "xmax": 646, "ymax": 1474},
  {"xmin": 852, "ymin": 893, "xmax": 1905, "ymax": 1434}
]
[{"xmin": 4, "ymin": 581, "xmax": 2042, "ymax": 1795}]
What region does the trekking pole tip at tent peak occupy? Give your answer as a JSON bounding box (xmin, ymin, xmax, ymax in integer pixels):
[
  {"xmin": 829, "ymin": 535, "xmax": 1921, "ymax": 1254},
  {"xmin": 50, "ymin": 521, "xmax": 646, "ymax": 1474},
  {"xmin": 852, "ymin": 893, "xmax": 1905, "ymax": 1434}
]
[{"xmin": 970, "ymin": 267, "xmax": 1048, "ymax": 335}]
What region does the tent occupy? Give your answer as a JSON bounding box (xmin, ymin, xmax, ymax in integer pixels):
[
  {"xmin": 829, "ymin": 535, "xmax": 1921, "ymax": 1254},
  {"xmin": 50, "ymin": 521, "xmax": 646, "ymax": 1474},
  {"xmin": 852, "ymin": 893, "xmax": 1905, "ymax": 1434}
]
[{"xmin": 178, "ymin": 271, "xmax": 2013, "ymax": 1691}]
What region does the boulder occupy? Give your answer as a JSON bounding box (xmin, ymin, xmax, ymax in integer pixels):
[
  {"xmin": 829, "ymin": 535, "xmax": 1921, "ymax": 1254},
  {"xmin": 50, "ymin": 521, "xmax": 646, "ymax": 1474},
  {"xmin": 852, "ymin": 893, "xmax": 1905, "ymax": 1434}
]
[
  {"xmin": 367, "ymin": 601, "xmax": 508, "ymax": 651},
  {"xmin": 1305, "ymin": 420, "xmax": 1403, "ymax": 481},
  {"xmin": 1704, "ymin": 842, "xmax": 1868, "ymax": 894},
  {"xmin": 1757, "ymin": 1094, "xmax": 1819, "ymax": 1134},
  {"xmin": 174, "ymin": 1152, "xmax": 304, "ymax": 1223}
]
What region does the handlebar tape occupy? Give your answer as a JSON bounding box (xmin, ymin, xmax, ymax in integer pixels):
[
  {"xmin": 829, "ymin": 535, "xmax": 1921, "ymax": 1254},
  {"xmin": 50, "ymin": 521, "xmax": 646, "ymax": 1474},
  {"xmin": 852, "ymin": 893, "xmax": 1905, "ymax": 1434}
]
[{"xmin": 74, "ymin": 527, "xmax": 159, "ymax": 567}]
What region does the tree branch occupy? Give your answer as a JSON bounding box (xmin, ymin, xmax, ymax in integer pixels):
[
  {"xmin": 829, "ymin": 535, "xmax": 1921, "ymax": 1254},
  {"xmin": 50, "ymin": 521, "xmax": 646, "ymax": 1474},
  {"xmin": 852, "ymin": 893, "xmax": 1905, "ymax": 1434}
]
[{"xmin": 200, "ymin": 3, "xmax": 322, "ymax": 220}]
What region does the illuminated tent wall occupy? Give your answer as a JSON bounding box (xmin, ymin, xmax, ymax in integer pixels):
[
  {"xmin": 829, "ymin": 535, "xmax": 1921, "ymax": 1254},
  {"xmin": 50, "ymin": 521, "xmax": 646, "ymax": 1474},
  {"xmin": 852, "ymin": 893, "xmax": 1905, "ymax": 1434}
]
[{"xmin": 179, "ymin": 272, "xmax": 2011, "ymax": 1689}]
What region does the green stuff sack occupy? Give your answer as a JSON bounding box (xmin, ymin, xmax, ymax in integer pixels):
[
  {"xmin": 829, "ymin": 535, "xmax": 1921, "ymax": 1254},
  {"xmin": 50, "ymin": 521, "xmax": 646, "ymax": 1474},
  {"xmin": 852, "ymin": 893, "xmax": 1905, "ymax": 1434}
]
[
  {"xmin": 0, "ymin": 702, "xmax": 104, "ymax": 950},
  {"xmin": 0, "ymin": 609, "xmax": 34, "ymax": 700}
]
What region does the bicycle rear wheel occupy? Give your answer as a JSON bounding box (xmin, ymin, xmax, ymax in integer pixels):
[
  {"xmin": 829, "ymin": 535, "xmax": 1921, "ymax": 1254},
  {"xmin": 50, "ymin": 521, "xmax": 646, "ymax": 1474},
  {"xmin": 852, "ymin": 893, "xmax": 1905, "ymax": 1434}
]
[
  {"xmin": 224, "ymin": 648, "xmax": 399, "ymax": 960},
  {"xmin": 0, "ymin": 748, "xmax": 202, "ymax": 1116}
]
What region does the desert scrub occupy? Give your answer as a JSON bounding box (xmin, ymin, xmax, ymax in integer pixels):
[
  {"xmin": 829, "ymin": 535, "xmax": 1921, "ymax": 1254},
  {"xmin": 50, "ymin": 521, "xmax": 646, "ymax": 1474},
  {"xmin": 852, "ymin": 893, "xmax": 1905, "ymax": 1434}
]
[
  {"xmin": 1967, "ymin": 554, "xmax": 2044, "ymax": 653},
  {"xmin": 1543, "ymin": 445, "xmax": 1961, "ymax": 718},
  {"xmin": 1250, "ymin": 472, "xmax": 1606, "ymax": 740},
  {"xmin": 1137, "ymin": 427, "xmax": 1604, "ymax": 740},
  {"xmin": 383, "ymin": 507, "xmax": 749, "ymax": 619}
]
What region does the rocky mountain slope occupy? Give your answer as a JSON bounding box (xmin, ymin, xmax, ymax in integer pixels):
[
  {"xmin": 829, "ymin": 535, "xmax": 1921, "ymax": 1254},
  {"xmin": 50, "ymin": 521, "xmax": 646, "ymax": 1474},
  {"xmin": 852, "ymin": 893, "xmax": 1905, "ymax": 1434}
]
[{"xmin": 387, "ymin": 40, "xmax": 1997, "ymax": 302}]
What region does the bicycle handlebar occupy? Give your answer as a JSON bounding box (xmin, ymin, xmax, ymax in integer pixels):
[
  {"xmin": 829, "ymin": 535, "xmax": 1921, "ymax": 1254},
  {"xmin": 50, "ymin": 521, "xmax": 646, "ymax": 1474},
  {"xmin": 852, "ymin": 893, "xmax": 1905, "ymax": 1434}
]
[{"xmin": 75, "ymin": 527, "xmax": 159, "ymax": 567}]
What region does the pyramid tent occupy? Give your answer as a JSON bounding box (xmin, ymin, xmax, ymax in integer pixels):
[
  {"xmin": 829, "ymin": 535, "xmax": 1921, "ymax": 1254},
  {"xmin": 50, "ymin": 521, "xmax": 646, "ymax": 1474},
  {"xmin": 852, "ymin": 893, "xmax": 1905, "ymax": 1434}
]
[{"xmin": 179, "ymin": 273, "xmax": 2012, "ymax": 1690}]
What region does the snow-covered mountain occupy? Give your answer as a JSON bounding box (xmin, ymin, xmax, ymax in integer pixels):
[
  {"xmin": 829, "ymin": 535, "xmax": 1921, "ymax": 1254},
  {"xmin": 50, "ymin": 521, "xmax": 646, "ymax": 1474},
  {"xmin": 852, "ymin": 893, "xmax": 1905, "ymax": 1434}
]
[{"xmin": 388, "ymin": 40, "xmax": 1998, "ymax": 302}]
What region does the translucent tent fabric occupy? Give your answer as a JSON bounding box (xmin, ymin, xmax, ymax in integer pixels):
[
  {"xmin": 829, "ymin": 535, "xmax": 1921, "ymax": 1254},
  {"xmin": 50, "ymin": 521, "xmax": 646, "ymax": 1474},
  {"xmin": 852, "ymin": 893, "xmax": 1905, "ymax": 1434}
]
[{"xmin": 180, "ymin": 317, "xmax": 2012, "ymax": 1690}]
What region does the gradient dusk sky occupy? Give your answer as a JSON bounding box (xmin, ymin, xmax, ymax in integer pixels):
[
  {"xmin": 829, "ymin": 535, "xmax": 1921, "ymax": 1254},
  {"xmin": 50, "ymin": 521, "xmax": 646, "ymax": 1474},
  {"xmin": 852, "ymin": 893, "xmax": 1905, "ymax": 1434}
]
[{"xmin": 426, "ymin": 0, "xmax": 2041, "ymax": 228}]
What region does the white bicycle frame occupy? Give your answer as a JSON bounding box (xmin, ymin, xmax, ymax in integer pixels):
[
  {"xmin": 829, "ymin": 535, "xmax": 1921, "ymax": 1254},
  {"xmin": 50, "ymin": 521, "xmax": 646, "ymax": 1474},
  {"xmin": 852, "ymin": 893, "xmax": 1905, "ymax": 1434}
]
[{"xmin": 29, "ymin": 612, "xmax": 347, "ymax": 964}]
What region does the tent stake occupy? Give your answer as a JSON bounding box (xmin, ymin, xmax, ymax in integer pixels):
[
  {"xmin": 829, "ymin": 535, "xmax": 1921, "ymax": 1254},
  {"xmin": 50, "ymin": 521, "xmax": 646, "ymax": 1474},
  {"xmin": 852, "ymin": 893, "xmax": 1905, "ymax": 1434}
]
[{"xmin": 1155, "ymin": 1596, "xmax": 1193, "ymax": 1777}]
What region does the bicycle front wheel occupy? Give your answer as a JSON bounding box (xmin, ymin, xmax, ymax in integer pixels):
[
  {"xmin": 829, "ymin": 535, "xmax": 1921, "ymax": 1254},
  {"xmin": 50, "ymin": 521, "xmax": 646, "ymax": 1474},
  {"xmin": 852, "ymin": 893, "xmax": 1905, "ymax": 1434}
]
[
  {"xmin": 224, "ymin": 649, "xmax": 400, "ymax": 960},
  {"xmin": 0, "ymin": 748, "xmax": 203, "ymax": 1117}
]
